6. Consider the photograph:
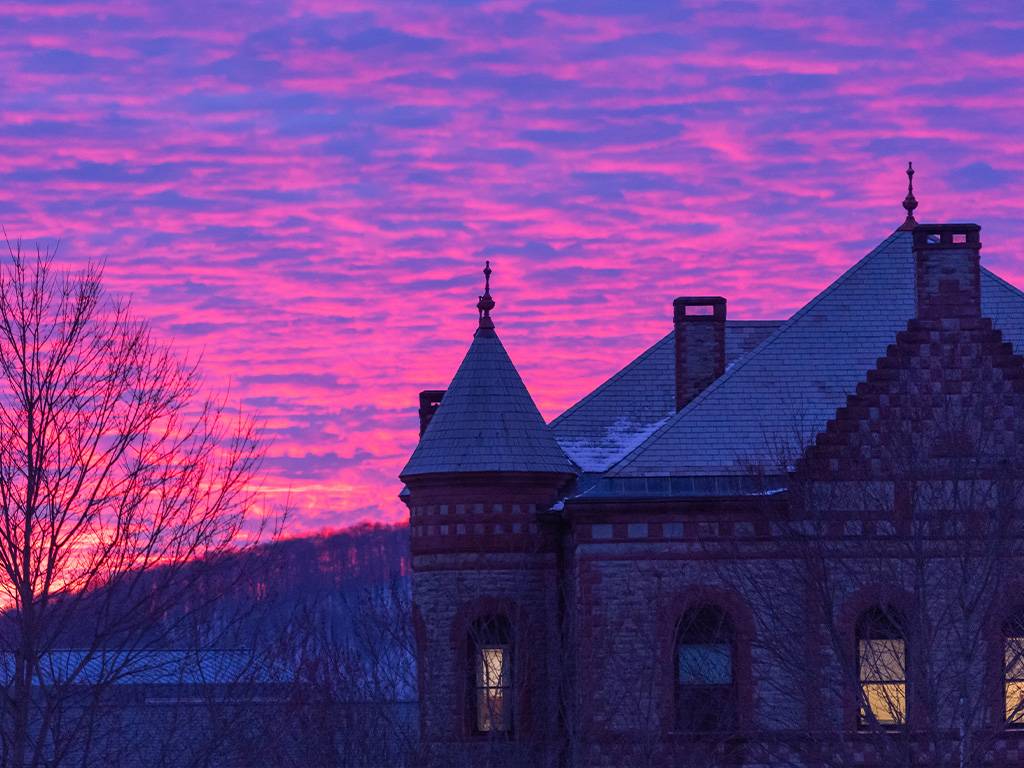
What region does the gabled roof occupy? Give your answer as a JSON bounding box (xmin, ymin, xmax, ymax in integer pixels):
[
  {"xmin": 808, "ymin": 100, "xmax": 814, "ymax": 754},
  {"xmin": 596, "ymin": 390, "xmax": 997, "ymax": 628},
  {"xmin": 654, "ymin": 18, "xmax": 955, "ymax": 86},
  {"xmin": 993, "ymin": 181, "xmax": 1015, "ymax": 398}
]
[
  {"xmin": 550, "ymin": 321, "xmax": 780, "ymax": 472},
  {"xmin": 401, "ymin": 326, "xmax": 575, "ymax": 478},
  {"xmin": 603, "ymin": 229, "xmax": 1024, "ymax": 483}
]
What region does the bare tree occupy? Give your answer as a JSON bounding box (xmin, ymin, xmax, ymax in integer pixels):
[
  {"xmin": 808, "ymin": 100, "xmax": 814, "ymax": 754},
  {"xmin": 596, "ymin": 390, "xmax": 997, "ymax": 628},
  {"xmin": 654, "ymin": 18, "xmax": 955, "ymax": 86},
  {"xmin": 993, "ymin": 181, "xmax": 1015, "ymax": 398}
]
[
  {"xmin": 0, "ymin": 240, "xmax": 269, "ymax": 768},
  {"xmin": 259, "ymin": 575, "xmax": 417, "ymax": 768}
]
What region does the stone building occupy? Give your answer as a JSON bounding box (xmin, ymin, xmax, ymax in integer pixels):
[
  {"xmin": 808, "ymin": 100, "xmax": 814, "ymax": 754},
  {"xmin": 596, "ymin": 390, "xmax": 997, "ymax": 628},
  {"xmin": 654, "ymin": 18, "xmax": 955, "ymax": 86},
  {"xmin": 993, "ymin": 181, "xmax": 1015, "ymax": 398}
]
[{"xmin": 400, "ymin": 169, "xmax": 1024, "ymax": 767}]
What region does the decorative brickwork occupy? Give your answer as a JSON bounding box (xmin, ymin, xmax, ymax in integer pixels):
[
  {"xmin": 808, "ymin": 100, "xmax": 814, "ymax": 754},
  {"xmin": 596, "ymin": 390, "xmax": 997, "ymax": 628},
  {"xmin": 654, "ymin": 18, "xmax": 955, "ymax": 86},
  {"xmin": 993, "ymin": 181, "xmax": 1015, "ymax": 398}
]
[{"xmin": 801, "ymin": 295, "xmax": 1024, "ymax": 483}]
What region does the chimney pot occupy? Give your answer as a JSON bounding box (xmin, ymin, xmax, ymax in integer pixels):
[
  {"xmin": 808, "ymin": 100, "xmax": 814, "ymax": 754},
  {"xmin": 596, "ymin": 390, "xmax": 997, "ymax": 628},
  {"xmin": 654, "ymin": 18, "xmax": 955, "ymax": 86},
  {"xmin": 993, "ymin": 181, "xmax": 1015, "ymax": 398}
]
[
  {"xmin": 912, "ymin": 224, "xmax": 982, "ymax": 320},
  {"xmin": 673, "ymin": 296, "xmax": 726, "ymax": 411}
]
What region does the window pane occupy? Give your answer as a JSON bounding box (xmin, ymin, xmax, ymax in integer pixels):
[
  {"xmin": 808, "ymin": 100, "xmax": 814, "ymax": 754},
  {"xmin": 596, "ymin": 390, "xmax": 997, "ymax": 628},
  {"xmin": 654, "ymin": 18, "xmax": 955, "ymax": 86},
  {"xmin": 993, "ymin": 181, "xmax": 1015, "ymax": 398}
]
[
  {"xmin": 1007, "ymin": 636, "xmax": 1024, "ymax": 681},
  {"xmin": 477, "ymin": 684, "xmax": 507, "ymax": 732},
  {"xmin": 476, "ymin": 646, "xmax": 509, "ymax": 732},
  {"xmin": 861, "ymin": 682, "xmax": 906, "ymax": 725},
  {"xmin": 478, "ymin": 647, "xmax": 507, "ymax": 688},
  {"xmin": 679, "ymin": 643, "xmax": 732, "ymax": 685},
  {"xmin": 678, "ymin": 686, "xmax": 736, "ymax": 732},
  {"xmin": 1007, "ymin": 681, "xmax": 1024, "ymax": 725},
  {"xmin": 859, "ymin": 639, "xmax": 905, "ymax": 682},
  {"xmin": 1006, "ymin": 635, "xmax": 1024, "ymax": 726}
]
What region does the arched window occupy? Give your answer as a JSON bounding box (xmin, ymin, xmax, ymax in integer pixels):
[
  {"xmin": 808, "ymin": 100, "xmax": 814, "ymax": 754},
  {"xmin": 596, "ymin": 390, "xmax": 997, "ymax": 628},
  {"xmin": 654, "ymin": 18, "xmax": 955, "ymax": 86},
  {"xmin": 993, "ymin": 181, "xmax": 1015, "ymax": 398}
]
[
  {"xmin": 1003, "ymin": 611, "xmax": 1024, "ymax": 726},
  {"xmin": 676, "ymin": 604, "xmax": 737, "ymax": 732},
  {"xmin": 468, "ymin": 615, "xmax": 512, "ymax": 734},
  {"xmin": 857, "ymin": 607, "xmax": 906, "ymax": 727}
]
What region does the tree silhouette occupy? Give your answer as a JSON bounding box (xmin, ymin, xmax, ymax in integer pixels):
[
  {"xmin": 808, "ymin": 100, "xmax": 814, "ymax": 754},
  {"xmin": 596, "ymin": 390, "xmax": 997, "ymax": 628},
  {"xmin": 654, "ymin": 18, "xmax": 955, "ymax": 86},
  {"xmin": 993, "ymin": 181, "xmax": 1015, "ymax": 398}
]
[{"xmin": 0, "ymin": 239, "xmax": 268, "ymax": 768}]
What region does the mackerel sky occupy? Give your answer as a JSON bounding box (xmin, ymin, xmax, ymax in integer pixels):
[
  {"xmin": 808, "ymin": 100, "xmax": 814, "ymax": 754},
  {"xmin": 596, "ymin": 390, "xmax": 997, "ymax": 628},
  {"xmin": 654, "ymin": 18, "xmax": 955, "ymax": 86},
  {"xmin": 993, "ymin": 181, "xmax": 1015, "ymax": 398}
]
[{"xmin": 3, "ymin": 1, "xmax": 1024, "ymax": 532}]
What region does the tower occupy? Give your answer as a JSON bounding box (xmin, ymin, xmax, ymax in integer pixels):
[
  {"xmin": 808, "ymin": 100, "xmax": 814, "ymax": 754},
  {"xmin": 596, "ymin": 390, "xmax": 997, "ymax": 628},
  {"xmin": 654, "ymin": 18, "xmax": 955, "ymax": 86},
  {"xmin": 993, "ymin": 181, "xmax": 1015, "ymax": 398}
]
[{"xmin": 400, "ymin": 263, "xmax": 576, "ymax": 767}]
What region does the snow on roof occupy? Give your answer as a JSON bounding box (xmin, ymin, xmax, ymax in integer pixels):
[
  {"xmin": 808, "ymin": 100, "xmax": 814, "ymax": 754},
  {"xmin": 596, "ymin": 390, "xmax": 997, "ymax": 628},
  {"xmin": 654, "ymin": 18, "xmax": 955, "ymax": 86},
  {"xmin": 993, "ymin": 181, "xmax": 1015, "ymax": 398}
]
[{"xmin": 550, "ymin": 321, "xmax": 780, "ymax": 472}]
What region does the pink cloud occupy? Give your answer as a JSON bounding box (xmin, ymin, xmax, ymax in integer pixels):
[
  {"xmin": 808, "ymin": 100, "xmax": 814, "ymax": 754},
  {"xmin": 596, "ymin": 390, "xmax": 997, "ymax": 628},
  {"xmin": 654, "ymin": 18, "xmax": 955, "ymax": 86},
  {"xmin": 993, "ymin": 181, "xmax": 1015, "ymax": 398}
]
[{"xmin": 3, "ymin": 0, "xmax": 1024, "ymax": 532}]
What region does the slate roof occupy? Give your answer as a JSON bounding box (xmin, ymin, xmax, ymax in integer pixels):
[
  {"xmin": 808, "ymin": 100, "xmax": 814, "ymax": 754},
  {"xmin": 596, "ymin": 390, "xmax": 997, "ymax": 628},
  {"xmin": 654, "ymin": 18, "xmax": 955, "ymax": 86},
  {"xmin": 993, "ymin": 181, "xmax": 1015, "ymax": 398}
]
[
  {"xmin": 550, "ymin": 321, "xmax": 781, "ymax": 472},
  {"xmin": 401, "ymin": 325, "xmax": 575, "ymax": 478},
  {"xmin": 0, "ymin": 649, "xmax": 282, "ymax": 686},
  {"xmin": 601, "ymin": 229, "xmax": 1024, "ymax": 485}
]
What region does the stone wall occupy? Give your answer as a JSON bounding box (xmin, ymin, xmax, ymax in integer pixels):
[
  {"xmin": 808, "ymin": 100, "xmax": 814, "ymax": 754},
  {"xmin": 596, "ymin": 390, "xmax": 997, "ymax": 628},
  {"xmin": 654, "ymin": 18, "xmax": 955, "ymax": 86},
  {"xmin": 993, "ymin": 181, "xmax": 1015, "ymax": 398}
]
[
  {"xmin": 565, "ymin": 502, "xmax": 1024, "ymax": 768},
  {"xmin": 413, "ymin": 551, "xmax": 562, "ymax": 768},
  {"xmin": 406, "ymin": 472, "xmax": 570, "ymax": 768}
]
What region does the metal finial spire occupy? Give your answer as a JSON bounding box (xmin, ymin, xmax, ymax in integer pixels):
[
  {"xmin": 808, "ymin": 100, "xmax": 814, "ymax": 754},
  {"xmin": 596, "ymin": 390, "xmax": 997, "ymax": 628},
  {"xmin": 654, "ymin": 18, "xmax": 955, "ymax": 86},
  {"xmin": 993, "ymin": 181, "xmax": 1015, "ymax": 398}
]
[
  {"xmin": 899, "ymin": 161, "xmax": 918, "ymax": 231},
  {"xmin": 476, "ymin": 261, "xmax": 495, "ymax": 330}
]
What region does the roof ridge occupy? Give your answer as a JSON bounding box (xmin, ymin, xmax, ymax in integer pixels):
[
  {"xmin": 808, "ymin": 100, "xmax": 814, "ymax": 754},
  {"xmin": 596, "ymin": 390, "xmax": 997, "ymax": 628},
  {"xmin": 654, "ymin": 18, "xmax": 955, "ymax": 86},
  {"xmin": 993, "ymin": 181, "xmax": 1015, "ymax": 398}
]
[
  {"xmin": 607, "ymin": 230, "xmax": 908, "ymax": 476},
  {"xmin": 981, "ymin": 264, "xmax": 1024, "ymax": 301}
]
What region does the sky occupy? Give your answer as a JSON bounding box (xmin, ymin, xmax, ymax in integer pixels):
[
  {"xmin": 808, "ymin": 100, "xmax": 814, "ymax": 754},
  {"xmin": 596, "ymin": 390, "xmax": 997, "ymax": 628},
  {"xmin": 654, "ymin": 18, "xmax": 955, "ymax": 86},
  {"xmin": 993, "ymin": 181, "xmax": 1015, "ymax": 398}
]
[{"xmin": 3, "ymin": 0, "xmax": 1024, "ymax": 534}]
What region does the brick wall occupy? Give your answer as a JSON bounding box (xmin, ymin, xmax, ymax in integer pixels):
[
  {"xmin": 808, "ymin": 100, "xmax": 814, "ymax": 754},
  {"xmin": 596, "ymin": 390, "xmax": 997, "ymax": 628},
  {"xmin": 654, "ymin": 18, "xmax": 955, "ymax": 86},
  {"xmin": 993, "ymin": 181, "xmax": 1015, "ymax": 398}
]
[
  {"xmin": 570, "ymin": 527, "xmax": 805, "ymax": 767},
  {"xmin": 414, "ymin": 553, "xmax": 562, "ymax": 768},
  {"xmin": 564, "ymin": 508, "xmax": 1024, "ymax": 767}
]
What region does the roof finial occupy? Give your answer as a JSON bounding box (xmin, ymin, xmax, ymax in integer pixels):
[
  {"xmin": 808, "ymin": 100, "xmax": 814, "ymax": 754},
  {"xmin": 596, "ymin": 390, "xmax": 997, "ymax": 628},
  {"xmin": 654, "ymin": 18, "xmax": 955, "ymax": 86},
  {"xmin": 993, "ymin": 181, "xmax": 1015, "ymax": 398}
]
[
  {"xmin": 899, "ymin": 161, "xmax": 918, "ymax": 231},
  {"xmin": 477, "ymin": 261, "xmax": 495, "ymax": 330}
]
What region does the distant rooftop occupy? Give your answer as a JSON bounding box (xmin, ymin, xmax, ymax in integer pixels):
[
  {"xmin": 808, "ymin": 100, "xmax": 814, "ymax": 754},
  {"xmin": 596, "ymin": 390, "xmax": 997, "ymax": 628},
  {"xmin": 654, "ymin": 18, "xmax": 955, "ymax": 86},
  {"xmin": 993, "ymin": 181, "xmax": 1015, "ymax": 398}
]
[{"xmin": 0, "ymin": 649, "xmax": 281, "ymax": 687}]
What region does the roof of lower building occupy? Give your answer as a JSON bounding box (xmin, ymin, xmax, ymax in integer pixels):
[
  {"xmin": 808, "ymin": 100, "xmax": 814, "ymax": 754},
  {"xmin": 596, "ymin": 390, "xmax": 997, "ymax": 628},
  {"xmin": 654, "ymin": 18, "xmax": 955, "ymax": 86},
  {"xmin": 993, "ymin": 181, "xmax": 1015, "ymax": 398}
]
[
  {"xmin": 599, "ymin": 229, "xmax": 1024, "ymax": 485},
  {"xmin": 0, "ymin": 649, "xmax": 282, "ymax": 686},
  {"xmin": 550, "ymin": 321, "xmax": 781, "ymax": 472}
]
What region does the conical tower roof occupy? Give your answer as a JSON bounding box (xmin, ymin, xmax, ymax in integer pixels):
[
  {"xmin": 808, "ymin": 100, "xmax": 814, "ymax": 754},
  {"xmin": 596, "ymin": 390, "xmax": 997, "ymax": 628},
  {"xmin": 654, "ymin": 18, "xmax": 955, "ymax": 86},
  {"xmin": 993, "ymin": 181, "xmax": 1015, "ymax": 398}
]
[{"xmin": 401, "ymin": 264, "xmax": 575, "ymax": 479}]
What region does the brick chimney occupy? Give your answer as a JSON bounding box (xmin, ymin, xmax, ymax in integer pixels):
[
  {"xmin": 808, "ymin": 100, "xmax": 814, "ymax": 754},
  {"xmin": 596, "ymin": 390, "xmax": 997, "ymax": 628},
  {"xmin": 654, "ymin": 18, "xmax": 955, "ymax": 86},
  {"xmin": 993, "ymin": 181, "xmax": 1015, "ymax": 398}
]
[
  {"xmin": 673, "ymin": 296, "xmax": 726, "ymax": 411},
  {"xmin": 912, "ymin": 224, "xmax": 982, "ymax": 319},
  {"xmin": 418, "ymin": 389, "xmax": 445, "ymax": 436}
]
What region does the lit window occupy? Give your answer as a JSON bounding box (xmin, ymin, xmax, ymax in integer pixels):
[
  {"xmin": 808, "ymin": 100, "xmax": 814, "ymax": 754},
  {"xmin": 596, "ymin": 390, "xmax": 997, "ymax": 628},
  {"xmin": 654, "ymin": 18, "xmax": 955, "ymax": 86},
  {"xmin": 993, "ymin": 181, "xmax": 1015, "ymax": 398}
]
[
  {"xmin": 857, "ymin": 607, "xmax": 906, "ymax": 728},
  {"xmin": 469, "ymin": 616, "xmax": 512, "ymax": 733},
  {"xmin": 676, "ymin": 605, "xmax": 736, "ymax": 731},
  {"xmin": 1004, "ymin": 614, "xmax": 1024, "ymax": 726},
  {"xmin": 476, "ymin": 645, "xmax": 510, "ymax": 732}
]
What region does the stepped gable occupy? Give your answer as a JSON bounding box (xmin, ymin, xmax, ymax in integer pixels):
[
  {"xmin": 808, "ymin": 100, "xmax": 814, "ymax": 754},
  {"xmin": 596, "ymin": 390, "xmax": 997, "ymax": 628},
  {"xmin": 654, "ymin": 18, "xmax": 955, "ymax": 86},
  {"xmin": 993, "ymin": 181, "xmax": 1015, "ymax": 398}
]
[
  {"xmin": 801, "ymin": 223, "xmax": 1024, "ymax": 479},
  {"xmin": 550, "ymin": 320, "xmax": 780, "ymax": 473},
  {"xmin": 400, "ymin": 263, "xmax": 574, "ymax": 479},
  {"xmin": 799, "ymin": 313, "xmax": 1024, "ymax": 479},
  {"xmin": 601, "ymin": 230, "xmax": 1024, "ymax": 485}
]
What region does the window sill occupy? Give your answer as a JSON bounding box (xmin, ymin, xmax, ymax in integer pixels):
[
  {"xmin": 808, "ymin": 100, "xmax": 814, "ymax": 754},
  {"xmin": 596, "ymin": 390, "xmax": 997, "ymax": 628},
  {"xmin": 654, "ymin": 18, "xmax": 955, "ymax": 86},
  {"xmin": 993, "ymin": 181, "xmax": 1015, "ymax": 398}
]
[
  {"xmin": 856, "ymin": 723, "xmax": 906, "ymax": 732},
  {"xmin": 463, "ymin": 730, "xmax": 516, "ymax": 742},
  {"xmin": 664, "ymin": 729, "xmax": 744, "ymax": 741}
]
